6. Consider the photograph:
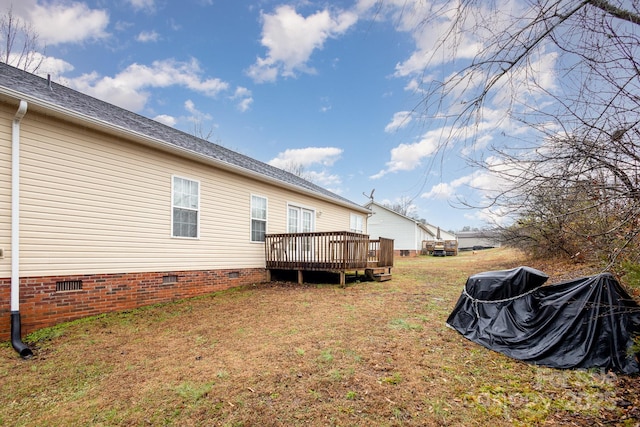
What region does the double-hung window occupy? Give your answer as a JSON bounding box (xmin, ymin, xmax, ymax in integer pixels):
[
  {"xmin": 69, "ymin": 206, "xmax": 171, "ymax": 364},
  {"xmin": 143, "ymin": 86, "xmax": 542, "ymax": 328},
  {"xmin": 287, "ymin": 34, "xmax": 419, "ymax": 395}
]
[
  {"xmin": 251, "ymin": 195, "xmax": 267, "ymax": 242},
  {"xmin": 172, "ymin": 176, "xmax": 199, "ymax": 238},
  {"xmin": 350, "ymin": 213, "xmax": 364, "ymax": 233}
]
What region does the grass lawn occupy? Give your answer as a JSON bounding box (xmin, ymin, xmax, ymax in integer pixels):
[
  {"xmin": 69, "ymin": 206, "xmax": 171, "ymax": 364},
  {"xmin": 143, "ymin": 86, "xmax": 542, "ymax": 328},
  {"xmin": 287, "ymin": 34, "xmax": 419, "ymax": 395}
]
[{"xmin": 0, "ymin": 248, "xmax": 636, "ymax": 426}]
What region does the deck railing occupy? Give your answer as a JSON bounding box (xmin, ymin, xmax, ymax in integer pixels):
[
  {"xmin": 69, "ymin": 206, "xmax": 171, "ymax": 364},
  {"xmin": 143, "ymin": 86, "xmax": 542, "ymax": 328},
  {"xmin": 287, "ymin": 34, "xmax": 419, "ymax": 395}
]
[
  {"xmin": 367, "ymin": 237, "xmax": 395, "ymax": 267},
  {"xmin": 265, "ymin": 232, "xmax": 393, "ymax": 271}
]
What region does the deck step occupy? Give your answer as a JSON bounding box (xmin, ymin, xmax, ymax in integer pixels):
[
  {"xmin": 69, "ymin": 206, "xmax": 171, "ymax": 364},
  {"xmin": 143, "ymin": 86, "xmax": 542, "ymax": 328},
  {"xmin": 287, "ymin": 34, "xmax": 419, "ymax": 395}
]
[{"xmin": 365, "ymin": 268, "xmax": 392, "ymax": 282}]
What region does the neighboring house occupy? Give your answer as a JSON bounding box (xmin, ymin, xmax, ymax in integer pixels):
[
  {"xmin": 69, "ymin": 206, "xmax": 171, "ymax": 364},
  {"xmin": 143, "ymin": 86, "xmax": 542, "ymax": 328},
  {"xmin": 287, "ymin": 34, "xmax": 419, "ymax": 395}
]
[
  {"xmin": 457, "ymin": 230, "xmax": 502, "ymax": 250},
  {"xmin": 364, "ymin": 201, "xmax": 435, "ymax": 256},
  {"xmin": 422, "ymin": 224, "xmax": 457, "ymax": 242},
  {"xmin": 0, "ymin": 63, "xmax": 371, "ymax": 342}
]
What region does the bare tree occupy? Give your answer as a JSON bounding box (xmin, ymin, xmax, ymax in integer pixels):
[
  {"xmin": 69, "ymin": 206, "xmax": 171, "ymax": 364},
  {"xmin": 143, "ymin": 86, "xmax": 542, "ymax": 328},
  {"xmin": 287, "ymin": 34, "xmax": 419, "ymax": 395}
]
[
  {"xmin": 417, "ymin": 0, "xmax": 640, "ymax": 268},
  {"xmin": 486, "ymin": 129, "xmax": 640, "ymax": 265},
  {"xmin": 0, "ymin": 6, "xmax": 45, "ymax": 72},
  {"xmin": 189, "ymin": 118, "xmax": 216, "ymax": 141},
  {"xmin": 383, "ymin": 196, "xmax": 417, "ymax": 218},
  {"xmin": 279, "ymin": 161, "xmax": 317, "ymax": 183}
]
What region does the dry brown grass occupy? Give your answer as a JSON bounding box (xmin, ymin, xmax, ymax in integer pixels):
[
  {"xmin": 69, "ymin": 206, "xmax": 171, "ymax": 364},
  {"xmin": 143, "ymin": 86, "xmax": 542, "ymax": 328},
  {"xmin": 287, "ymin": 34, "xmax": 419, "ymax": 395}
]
[{"xmin": 0, "ymin": 248, "xmax": 635, "ymax": 426}]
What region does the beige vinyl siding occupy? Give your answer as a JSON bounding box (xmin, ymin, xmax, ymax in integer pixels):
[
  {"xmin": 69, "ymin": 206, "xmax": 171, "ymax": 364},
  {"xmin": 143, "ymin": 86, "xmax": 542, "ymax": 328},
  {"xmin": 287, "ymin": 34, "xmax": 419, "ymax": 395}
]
[
  {"xmin": 6, "ymin": 107, "xmax": 361, "ymax": 277},
  {"xmin": 0, "ymin": 106, "xmax": 12, "ymax": 277}
]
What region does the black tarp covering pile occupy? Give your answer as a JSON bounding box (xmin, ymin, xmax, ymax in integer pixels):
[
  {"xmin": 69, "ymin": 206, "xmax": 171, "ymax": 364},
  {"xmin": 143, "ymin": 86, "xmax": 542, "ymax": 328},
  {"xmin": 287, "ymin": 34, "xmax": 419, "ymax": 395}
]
[{"xmin": 446, "ymin": 266, "xmax": 640, "ymax": 374}]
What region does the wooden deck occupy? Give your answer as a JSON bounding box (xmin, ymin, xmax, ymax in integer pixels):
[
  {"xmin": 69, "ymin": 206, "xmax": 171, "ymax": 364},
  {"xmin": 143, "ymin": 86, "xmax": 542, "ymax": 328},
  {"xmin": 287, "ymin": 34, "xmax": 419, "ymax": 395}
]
[{"xmin": 265, "ymin": 232, "xmax": 394, "ymax": 285}]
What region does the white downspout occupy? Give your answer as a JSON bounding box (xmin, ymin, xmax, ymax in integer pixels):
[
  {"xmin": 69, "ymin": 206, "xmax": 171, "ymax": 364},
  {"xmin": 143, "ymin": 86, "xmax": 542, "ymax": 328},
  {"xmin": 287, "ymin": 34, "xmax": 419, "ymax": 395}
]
[{"xmin": 11, "ymin": 100, "xmax": 33, "ymax": 359}]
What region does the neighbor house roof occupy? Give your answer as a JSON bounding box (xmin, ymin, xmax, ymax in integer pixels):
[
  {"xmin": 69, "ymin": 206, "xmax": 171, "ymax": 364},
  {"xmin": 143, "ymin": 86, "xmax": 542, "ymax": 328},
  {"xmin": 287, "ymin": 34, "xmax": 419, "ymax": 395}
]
[{"xmin": 0, "ymin": 63, "xmax": 368, "ymax": 213}]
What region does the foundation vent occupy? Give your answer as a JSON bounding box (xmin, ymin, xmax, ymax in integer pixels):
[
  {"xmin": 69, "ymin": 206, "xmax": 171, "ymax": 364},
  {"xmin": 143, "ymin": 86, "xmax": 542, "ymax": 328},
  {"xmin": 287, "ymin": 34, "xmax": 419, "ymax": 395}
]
[
  {"xmin": 163, "ymin": 275, "xmax": 179, "ymax": 283},
  {"xmin": 56, "ymin": 280, "xmax": 83, "ymax": 292},
  {"xmin": 228, "ymin": 271, "xmax": 240, "ymax": 279}
]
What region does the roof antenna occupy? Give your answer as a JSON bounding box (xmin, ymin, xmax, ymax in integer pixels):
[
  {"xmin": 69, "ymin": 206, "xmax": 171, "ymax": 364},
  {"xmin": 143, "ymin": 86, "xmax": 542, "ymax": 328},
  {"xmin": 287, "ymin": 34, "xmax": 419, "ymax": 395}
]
[
  {"xmin": 47, "ymin": 74, "xmax": 52, "ymax": 90},
  {"xmin": 363, "ymin": 188, "xmax": 375, "ymax": 201}
]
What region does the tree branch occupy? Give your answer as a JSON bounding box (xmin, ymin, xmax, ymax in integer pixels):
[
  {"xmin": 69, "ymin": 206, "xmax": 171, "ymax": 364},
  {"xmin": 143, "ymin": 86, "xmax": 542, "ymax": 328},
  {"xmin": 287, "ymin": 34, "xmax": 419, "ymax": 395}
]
[{"xmin": 588, "ymin": 0, "xmax": 640, "ymax": 25}]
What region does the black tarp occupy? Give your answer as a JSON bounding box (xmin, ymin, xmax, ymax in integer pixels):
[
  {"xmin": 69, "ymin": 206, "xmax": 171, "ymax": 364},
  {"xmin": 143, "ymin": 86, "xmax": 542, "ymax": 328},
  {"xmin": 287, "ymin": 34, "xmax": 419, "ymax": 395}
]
[{"xmin": 446, "ymin": 266, "xmax": 640, "ymax": 374}]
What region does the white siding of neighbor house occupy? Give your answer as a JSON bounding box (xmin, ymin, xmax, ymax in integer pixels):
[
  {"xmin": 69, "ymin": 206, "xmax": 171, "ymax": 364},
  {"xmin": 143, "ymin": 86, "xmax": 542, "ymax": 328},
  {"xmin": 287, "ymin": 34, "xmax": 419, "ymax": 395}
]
[
  {"xmin": 367, "ymin": 204, "xmax": 423, "ymax": 251},
  {"xmin": 0, "ymin": 103, "xmax": 362, "ymax": 277},
  {"xmin": 416, "ymin": 227, "xmax": 433, "ymax": 251}
]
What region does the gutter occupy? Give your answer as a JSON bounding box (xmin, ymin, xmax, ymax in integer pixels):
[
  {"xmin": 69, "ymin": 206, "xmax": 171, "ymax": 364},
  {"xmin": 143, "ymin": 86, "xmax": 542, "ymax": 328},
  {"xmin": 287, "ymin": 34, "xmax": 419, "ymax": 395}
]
[{"xmin": 10, "ymin": 100, "xmax": 33, "ymax": 359}]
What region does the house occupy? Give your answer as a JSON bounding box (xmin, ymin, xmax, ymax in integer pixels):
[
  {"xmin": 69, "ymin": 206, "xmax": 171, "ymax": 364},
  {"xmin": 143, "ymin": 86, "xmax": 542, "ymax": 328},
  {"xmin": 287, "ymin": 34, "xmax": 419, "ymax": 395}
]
[
  {"xmin": 364, "ymin": 201, "xmax": 436, "ymax": 257},
  {"xmin": 422, "ymin": 224, "xmax": 457, "ymax": 242},
  {"xmin": 0, "ymin": 63, "xmax": 379, "ymax": 346},
  {"xmin": 457, "ymin": 230, "xmax": 501, "ymax": 251}
]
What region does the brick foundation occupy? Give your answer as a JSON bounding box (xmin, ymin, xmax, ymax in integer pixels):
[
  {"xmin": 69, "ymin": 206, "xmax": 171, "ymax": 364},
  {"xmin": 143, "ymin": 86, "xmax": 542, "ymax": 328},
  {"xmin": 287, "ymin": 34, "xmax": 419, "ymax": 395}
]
[{"xmin": 0, "ymin": 268, "xmax": 267, "ymax": 341}]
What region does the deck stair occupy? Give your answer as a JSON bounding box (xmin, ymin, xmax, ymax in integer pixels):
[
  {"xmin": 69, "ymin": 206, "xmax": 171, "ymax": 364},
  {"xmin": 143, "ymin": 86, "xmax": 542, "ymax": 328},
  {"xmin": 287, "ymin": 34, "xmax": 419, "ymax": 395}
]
[{"xmin": 365, "ymin": 268, "xmax": 392, "ymax": 282}]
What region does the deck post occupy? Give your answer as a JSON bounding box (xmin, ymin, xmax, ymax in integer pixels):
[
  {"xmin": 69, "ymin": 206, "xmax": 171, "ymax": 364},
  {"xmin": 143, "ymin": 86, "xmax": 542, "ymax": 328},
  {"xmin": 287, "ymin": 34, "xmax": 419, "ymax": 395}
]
[
  {"xmin": 298, "ymin": 270, "xmax": 303, "ymax": 285},
  {"xmin": 266, "ymin": 269, "xmax": 271, "ymax": 282},
  {"xmin": 339, "ymin": 271, "xmax": 345, "ymax": 286}
]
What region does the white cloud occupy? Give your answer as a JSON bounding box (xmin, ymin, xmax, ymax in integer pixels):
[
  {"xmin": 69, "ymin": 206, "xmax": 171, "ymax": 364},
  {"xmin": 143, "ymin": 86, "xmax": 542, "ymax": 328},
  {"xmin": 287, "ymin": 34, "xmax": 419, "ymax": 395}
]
[
  {"xmin": 421, "ymin": 182, "xmax": 456, "ymax": 200},
  {"xmin": 385, "ymin": 111, "xmax": 412, "ymax": 133},
  {"xmin": 503, "ymin": 48, "xmax": 559, "ymax": 106},
  {"xmin": 237, "ymin": 97, "xmax": 253, "ymax": 112},
  {"xmin": 418, "ymin": 163, "xmax": 518, "ymax": 226},
  {"xmin": 6, "ymin": 51, "xmax": 74, "ymax": 78},
  {"xmin": 319, "ymin": 96, "xmax": 332, "ymax": 113},
  {"xmin": 184, "ymin": 99, "xmax": 212, "ymax": 121},
  {"xmin": 184, "ymin": 99, "xmax": 197, "ymax": 114},
  {"xmin": 247, "ymin": 5, "xmax": 358, "ymax": 83},
  {"xmin": 268, "ymin": 147, "xmax": 343, "ymax": 169},
  {"xmin": 390, "ymin": 0, "xmax": 508, "ymax": 78},
  {"xmin": 460, "ymin": 133, "xmax": 493, "ymax": 157},
  {"xmin": 371, "ymin": 129, "xmax": 443, "ymax": 179},
  {"xmin": 231, "ymin": 87, "xmax": 253, "ymax": 112},
  {"xmin": 388, "ymin": 0, "xmax": 560, "ymax": 129},
  {"xmin": 305, "ymin": 170, "xmax": 342, "ymax": 189},
  {"xmin": 233, "ymin": 87, "xmax": 251, "ymax": 98},
  {"xmin": 128, "ymin": 0, "xmax": 155, "ymax": 12},
  {"xmin": 114, "ymin": 20, "xmax": 134, "ymax": 32},
  {"xmin": 268, "ymin": 147, "xmax": 344, "ymax": 189},
  {"xmin": 153, "ymin": 114, "xmax": 177, "ymax": 127},
  {"xmin": 66, "ymin": 59, "xmax": 229, "ymax": 111},
  {"xmin": 421, "ymin": 174, "xmax": 474, "ymax": 200},
  {"xmin": 68, "ymin": 71, "xmax": 148, "ymax": 111},
  {"xmin": 136, "ymin": 30, "xmax": 160, "ymax": 42},
  {"xmin": 29, "ymin": 2, "xmax": 110, "ymax": 45}
]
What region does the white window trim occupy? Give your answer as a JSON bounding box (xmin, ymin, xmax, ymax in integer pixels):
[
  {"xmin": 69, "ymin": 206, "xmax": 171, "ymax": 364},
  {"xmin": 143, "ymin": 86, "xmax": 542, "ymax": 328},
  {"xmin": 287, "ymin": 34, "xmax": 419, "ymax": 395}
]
[
  {"xmin": 350, "ymin": 213, "xmax": 364, "ymax": 233},
  {"xmin": 250, "ymin": 194, "xmax": 268, "ymax": 243},
  {"xmin": 286, "ymin": 203, "xmax": 316, "ymax": 233},
  {"xmin": 171, "ymin": 175, "xmax": 200, "ymax": 239}
]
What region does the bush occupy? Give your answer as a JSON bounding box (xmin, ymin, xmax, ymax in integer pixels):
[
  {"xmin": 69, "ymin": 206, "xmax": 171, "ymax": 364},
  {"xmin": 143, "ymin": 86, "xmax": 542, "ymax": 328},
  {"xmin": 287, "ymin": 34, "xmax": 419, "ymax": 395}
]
[{"xmin": 620, "ymin": 261, "xmax": 640, "ymax": 292}]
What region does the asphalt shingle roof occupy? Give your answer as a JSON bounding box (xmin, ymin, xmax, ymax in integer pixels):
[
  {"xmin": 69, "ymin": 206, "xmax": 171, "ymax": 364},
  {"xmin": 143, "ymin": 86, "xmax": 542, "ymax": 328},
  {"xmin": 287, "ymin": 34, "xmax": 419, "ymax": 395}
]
[{"xmin": 0, "ymin": 62, "xmax": 364, "ymax": 210}]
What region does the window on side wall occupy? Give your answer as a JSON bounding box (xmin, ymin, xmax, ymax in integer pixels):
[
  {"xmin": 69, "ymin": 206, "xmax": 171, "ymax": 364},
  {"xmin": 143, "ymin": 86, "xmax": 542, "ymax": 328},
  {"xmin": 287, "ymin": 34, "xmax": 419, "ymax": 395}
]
[
  {"xmin": 350, "ymin": 213, "xmax": 364, "ymax": 233},
  {"xmin": 251, "ymin": 195, "xmax": 267, "ymax": 242},
  {"xmin": 172, "ymin": 176, "xmax": 199, "ymax": 238}
]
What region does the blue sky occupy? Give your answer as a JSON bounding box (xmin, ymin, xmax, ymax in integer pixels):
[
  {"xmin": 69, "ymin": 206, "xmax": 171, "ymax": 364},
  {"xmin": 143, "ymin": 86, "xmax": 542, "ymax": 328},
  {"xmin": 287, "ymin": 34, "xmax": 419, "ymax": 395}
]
[{"xmin": 1, "ymin": 0, "xmax": 548, "ymax": 232}]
